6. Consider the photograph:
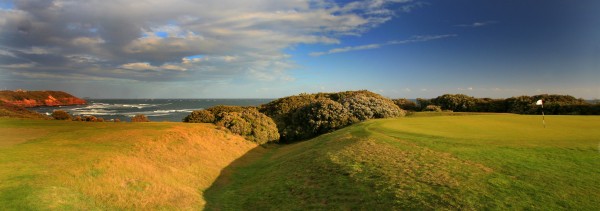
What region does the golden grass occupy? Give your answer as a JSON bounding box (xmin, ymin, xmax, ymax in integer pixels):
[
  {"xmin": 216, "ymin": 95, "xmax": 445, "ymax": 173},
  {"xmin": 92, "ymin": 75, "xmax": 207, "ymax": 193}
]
[
  {"xmin": 67, "ymin": 125, "xmax": 257, "ymax": 209},
  {"xmin": 0, "ymin": 120, "xmax": 258, "ymax": 210}
]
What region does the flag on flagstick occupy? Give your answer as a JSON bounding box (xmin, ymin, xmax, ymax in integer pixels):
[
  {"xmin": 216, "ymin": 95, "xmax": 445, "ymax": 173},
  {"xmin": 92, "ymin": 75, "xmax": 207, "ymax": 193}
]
[{"xmin": 535, "ymin": 99, "xmax": 545, "ymax": 128}]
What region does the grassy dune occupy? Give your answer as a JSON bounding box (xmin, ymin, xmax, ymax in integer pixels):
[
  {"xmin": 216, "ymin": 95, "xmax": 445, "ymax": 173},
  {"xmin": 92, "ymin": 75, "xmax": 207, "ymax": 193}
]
[
  {"xmin": 205, "ymin": 114, "xmax": 600, "ymax": 210},
  {"xmin": 0, "ymin": 119, "xmax": 257, "ymax": 210}
]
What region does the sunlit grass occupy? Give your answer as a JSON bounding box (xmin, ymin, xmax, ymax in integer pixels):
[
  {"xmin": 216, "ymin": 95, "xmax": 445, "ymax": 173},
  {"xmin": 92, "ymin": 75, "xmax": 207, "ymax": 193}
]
[{"xmin": 0, "ymin": 119, "xmax": 257, "ymax": 210}]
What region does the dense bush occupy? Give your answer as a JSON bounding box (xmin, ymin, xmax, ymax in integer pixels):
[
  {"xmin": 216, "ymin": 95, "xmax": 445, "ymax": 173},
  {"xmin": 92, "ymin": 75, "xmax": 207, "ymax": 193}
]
[
  {"xmin": 418, "ymin": 94, "xmax": 597, "ymax": 115},
  {"xmin": 393, "ymin": 98, "xmax": 418, "ymax": 111},
  {"xmin": 416, "ymin": 98, "xmax": 432, "ymax": 111},
  {"xmin": 51, "ymin": 110, "xmax": 72, "ymax": 120},
  {"xmin": 423, "ymin": 105, "xmax": 442, "ymax": 112},
  {"xmin": 131, "ymin": 114, "xmax": 150, "ymax": 122},
  {"xmin": 341, "ymin": 94, "xmax": 404, "ymax": 120},
  {"xmin": 185, "ymin": 106, "xmax": 279, "ymax": 144},
  {"xmin": 260, "ymin": 90, "xmax": 405, "ymax": 142},
  {"xmin": 206, "ymin": 105, "xmax": 247, "ymax": 115},
  {"xmin": 183, "ymin": 110, "xmax": 215, "ymax": 123},
  {"xmin": 290, "ymin": 99, "xmax": 351, "ymax": 140},
  {"xmin": 430, "ymin": 94, "xmax": 476, "ymax": 112}
]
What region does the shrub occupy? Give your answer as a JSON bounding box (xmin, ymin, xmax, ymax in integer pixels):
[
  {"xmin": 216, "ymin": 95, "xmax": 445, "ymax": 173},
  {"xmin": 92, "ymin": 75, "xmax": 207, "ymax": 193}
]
[
  {"xmin": 260, "ymin": 90, "xmax": 406, "ymax": 143},
  {"xmin": 97, "ymin": 117, "xmax": 105, "ymax": 122},
  {"xmin": 216, "ymin": 112, "xmax": 252, "ymax": 136},
  {"xmin": 423, "ymin": 105, "xmax": 442, "ymax": 112},
  {"xmin": 186, "ymin": 106, "xmax": 279, "ymax": 144},
  {"xmin": 51, "ymin": 110, "xmax": 72, "ymax": 120},
  {"xmin": 114, "ymin": 118, "xmax": 121, "ymax": 123},
  {"xmin": 73, "ymin": 116, "xmax": 83, "ymax": 121},
  {"xmin": 183, "ymin": 110, "xmax": 215, "ymax": 123},
  {"xmin": 393, "ymin": 98, "xmax": 418, "ymax": 111},
  {"xmin": 430, "ymin": 94, "xmax": 477, "ymax": 112},
  {"xmin": 294, "ymin": 99, "xmax": 351, "ymax": 138},
  {"xmin": 85, "ymin": 115, "xmax": 98, "ymax": 122},
  {"xmin": 341, "ymin": 94, "xmax": 404, "ymax": 121},
  {"xmin": 131, "ymin": 114, "xmax": 150, "ymax": 122},
  {"xmin": 206, "ymin": 105, "xmax": 247, "ymax": 116}
]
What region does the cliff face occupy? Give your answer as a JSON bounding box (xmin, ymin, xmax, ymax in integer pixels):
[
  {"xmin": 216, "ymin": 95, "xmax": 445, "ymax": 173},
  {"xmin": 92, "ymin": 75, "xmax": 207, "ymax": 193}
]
[{"xmin": 0, "ymin": 90, "xmax": 87, "ymax": 107}]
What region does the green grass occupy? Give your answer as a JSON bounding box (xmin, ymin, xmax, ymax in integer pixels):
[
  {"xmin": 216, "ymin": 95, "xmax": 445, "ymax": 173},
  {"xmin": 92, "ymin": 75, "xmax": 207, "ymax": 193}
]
[
  {"xmin": 0, "ymin": 118, "xmax": 258, "ymax": 210},
  {"xmin": 204, "ymin": 113, "xmax": 600, "ymax": 210},
  {"xmin": 3, "ymin": 114, "xmax": 600, "ymax": 210}
]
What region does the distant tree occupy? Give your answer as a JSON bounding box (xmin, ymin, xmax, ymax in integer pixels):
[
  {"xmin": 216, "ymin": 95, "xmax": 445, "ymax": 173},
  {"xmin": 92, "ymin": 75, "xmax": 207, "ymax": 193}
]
[
  {"xmin": 416, "ymin": 98, "xmax": 432, "ymax": 111},
  {"xmin": 72, "ymin": 116, "xmax": 83, "ymax": 121},
  {"xmin": 393, "ymin": 98, "xmax": 418, "ymax": 111},
  {"xmin": 114, "ymin": 118, "xmax": 121, "ymax": 123},
  {"xmin": 51, "ymin": 110, "xmax": 72, "ymax": 120},
  {"xmin": 430, "ymin": 94, "xmax": 477, "ymax": 112},
  {"xmin": 131, "ymin": 114, "xmax": 150, "ymax": 122}
]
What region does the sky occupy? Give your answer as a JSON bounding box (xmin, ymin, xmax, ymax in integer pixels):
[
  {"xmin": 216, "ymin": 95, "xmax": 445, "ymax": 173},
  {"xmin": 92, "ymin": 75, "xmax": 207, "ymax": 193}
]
[{"xmin": 0, "ymin": 0, "xmax": 599, "ymax": 99}]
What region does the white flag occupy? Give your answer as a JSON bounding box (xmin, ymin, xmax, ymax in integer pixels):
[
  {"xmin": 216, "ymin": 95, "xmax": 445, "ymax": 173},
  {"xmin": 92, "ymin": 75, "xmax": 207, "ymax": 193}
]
[{"xmin": 536, "ymin": 99, "xmax": 543, "ymax": 105}]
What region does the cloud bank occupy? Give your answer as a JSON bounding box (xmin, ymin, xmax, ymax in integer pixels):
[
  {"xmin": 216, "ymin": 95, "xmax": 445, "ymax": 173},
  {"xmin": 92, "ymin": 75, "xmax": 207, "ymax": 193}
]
[{"xmin": 0, "ymin": 0, "xmax": 417, "ymax": 83}]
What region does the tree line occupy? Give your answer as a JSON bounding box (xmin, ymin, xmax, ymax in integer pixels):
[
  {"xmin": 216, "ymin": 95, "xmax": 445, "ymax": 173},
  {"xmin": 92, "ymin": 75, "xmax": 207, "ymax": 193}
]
[{"xmin": 394, "ymin": 94, "xmax": 600, "ymax": 115}]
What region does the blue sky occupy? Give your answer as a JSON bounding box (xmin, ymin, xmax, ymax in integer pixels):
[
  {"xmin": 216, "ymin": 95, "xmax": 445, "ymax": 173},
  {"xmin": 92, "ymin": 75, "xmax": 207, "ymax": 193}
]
[{"xmin": 0, "ymin": 0, "xmax": 599, "ymax": 99}]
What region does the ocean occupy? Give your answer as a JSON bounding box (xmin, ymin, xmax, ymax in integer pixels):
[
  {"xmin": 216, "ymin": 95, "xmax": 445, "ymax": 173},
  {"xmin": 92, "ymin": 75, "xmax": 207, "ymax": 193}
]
[{"xmin": 28, "ymin": 99, "xmax": 273, "ymax": 122}]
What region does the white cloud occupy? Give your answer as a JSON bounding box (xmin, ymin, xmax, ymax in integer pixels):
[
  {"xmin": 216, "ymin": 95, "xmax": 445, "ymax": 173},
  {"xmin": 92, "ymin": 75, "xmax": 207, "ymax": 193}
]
[
  {"xmin": 456, "ymin": 21, "xmax": 498, "ymax": 28},
  {"xmin": 0, "ymin": 49, "xmax": 16, "ymax": 57},
  {"xmin": 0, "ymin": 63, "xmax": 36, "ymax": 68},
  {"xmin": 0, "ymin": 0, "xmax": 416, "ymax": 83},
  {"xmin": 119, "ymin": 62, "xmax": 187, "ymax": 72},
  {"xmin": 119, "ymin": 62, "xmax": 158, "ymax": 71},
  {"xmin": 310, "ymin": 34, "xmax": 456, "ymax": 56}
]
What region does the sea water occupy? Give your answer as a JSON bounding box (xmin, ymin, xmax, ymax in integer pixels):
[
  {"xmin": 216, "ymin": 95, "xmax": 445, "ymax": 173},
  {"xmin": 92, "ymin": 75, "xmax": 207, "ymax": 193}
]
[{"xmin": 29, "ymin": 99, "xmax": 273, "ymax": 122}]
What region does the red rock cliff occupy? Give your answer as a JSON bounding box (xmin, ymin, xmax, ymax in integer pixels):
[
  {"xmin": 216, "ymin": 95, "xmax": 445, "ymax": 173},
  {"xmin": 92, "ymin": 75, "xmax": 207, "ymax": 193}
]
[{"xmin": 0, "ymin": 90, "xmax": 87, "ymax": 107}]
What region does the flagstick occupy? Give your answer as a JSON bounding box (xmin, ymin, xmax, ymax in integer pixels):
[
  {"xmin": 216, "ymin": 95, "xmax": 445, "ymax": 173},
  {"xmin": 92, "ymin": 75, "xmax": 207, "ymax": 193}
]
[{"xmin": 541, "ymin": 103, "xmax": 546, "ymax": 128}]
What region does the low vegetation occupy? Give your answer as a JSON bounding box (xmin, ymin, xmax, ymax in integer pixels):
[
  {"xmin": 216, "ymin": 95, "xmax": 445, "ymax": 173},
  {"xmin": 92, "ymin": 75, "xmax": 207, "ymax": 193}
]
[
  {"xmin": 51, "ymin": 110, "xmax": 72, "ymax": 120},
  {"xmin": 130, "ymin": 114, "xmax": 150, "ymax": 122},
  {"xmin": 184, "ymin": 106, "xmax": 279, "ymax": 144},
  {"xmin": 0, "ymin": 101, "xmax": 48, "ymax": 119}
]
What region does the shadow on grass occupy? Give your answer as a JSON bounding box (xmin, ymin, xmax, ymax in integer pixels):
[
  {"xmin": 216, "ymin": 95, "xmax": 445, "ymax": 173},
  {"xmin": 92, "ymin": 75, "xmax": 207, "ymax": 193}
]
[{"xmin": 202, "ymin": 144, "xmax": 274, "ymax": 210}]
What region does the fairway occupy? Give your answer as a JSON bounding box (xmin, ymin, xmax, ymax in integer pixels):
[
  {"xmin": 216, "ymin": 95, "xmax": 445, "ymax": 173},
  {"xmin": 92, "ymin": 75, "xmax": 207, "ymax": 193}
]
[{"xmin": 205, "ymin": 114, "xmax": 600, "ymax": 210}]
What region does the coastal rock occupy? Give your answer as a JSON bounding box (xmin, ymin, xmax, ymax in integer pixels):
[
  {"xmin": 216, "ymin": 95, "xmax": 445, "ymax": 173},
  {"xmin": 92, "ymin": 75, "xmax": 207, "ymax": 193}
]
[{"xmin": 0, "ymin": 90, "xmax": 87, "ymax": 107}]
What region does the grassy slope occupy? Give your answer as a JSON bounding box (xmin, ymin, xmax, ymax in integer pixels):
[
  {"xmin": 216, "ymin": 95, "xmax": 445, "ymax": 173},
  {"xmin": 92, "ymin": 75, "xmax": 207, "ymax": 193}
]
[
  {"xmin": 0, "ymin": 101, "xmax": 49, "ymax": 119},
  {"xmin": 205, "ymin": 113, "xmax": 600, "ymax": 210},
  {"xmin": 0, "ymin": 119, "xmax": 257, "ymax": 210}
]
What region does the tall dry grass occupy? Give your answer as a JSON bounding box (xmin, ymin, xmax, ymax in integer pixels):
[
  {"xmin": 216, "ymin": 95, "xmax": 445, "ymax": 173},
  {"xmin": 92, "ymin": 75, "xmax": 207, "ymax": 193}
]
[{"xmin": 58, "ymin": 124, "xmax": 257, "ymax": 209}]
